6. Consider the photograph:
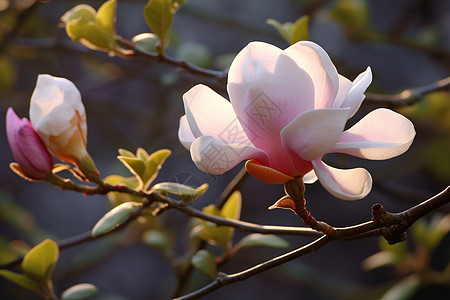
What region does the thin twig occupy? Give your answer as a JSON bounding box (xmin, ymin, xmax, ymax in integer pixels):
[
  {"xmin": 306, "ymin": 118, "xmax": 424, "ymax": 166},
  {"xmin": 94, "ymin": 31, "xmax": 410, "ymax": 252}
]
[
  {"xmin": 0, "ymin": 0, "xmax": 43, "ymax": 53},
  {"xmin": 174, "ymin": 186, "xmax": 450, "ymax": 300},
  {"xmin": 365, "ymin": 76, "xmax": 450, "ymax": 106},
  {"xmin": 119, "ymin": 38, "xmax": 227, "ymax": 83},
  {"xmin": 174, "ymin": 236, "xmax": 332, "ymax": 300}
]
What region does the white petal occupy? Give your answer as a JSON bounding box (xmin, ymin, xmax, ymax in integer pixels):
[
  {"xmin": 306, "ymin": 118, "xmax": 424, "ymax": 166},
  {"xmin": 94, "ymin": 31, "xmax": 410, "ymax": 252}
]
[
  {"xmin": 332, "ymin": 75, "xmax": 352, "ymax": 109},
  {"xmin": 312, "ymin": 160, "xmax": 372, "ymax": 200},
  {"xmin": 281, "ymin": 108, "xmax": 350, "ymax": 161},
  {"xmin": 178, "ymin": 115, "xmax": 195, "ymax": 149},
  {"xmin": 183, "ymin": 84, "xmax": 253, "ymax": 146},
  {"xmin": 228, "ymin": 41, "xmax": 281, "ymax": 86},
  {"xmin": 190, "ymin": 136, "xmax": 268, "ymax": 175},
  {"xmin": 30, "ymin": 74, "xmax": 85, "ymax": 136},
  {"xmin": 331, "ymin": 108, "xmax": 416, "ymax": 160},
  {"xmin": 283, "ymin": 41, "xmax": 339, "ymax": 109},
  {"xmin": 303, "ymin": 169, "xmax": 318, "ymax": 184},
  {"xmin": 340, "ymin": 67, "xmax": 372, "ymax": 118}
]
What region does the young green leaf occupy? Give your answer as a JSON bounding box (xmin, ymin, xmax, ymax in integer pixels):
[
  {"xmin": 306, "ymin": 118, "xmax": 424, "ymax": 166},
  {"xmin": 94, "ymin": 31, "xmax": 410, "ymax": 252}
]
[
  {"xmin": 290, "ymin": 15, "xmax": 309, "ymax": 44},
  {"xmin": 380, "ymin": 275, "xmax": 420, "ymax": 300},
  {"xmin": 267, "ymin": 15, "xmax": 309, "ymax": 45},
  {"xmin": 142, "ymin": 230, "xmax": 171, "ymax": 251},
  {"xmin": 142, "ymin": 149, "xmax": 171, "ymax": 188},
  {"xmin": 151, "ymin": 182, "xmax": 208, "ymax": 203},
  {"xmin": 0, "ymin": 270, "xmax": 42, "ymax": 295},
  {"xmin": 136, "ymin": 147, "xmax": 150, "ymax": 160},
  {"xmin": 192, "ymin": 205, "xmax": 231, "ymax": 249},
  {"xmin": 96, "ymin": 0, "xmax": 116, "ymax": 35},
  {"xmin": 91, "ymin": 202, "xmax": 142, "ymax": 237},
  {"xmin": 117, "ymin": 148, "xmax": 135, "ymax": 158},
  {"xmin": 103, "ymin": 175, "xmax": 144, "ymax": 206},
  {"xmin": 117, "ymin": 156, "xmax": 146, "ymax": 188},
  {"xmin": 191, "ymin": 249, "xmax": 217, "ymax": 278},
  {"xmin": 191, "ymin": 191, "xmax": 241, "ymax": 250},
  {"xmin": 144, "ymin": 0, "xmax": 173, "ymax": 52},
  {"xmin": 235, "ymin": 233, "xmax": 289, "ymax": 250},
  {"xmin": 221, "ymin": 190, "xmax": 241, "ymax": 220},
  {"xmin": 132, "ymin": 33, "xmax": 160, "ymax": 54},
  {"xmin": 61, "ymin": 283, "xmax": 98, "ymax": 300},
  {"xmin": 22, "ymin": 239, "xmax": 59, "ymax": 284}
]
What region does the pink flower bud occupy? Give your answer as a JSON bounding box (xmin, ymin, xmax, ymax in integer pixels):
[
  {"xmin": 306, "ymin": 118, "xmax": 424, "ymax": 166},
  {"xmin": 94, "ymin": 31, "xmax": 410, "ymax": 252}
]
[{"xmin": 6, "ymin": 108, "xmax": 54, "ymax": 180}]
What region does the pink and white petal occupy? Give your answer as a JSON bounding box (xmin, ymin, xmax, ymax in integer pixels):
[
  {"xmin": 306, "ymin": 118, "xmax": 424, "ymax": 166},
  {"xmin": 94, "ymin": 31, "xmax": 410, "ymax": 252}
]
[
  {"xmin": 331, "ymin": 108, "xmax": 415, "ymax": 160},
  {"xmin": 227, "ymin": 54, "xmax": 315, "ymax": 152},
  {"xmin": 339, "ymin": 67, "xmax": 372, "ymax": 118},
  {"xmin": 228, "ymin": 41, "xmax": 282, "ymax": 87},
  {"xmin": 312, "ymin": 160, "xmax": 372, "ymax": 200},
  {"xmin": 303, "ymin": 169, "xmax": 318, "ymax": 184},
  {"xmin": 30, "ymin": 74, "xmax": 84, "ymax": 136},
  {"xmin": 332, "ymin": 75, "xmax": 352, "ymax": 109},
  {"xmin": 183, "ymin": 84, "xmax": 252, "ymax": 145},
  {"xmin": 178, "ymin": 115, "xmax": 195, "ymax": 149},
  {"xmin": 281, "ymin": 108, "xmax": 350, "ymax": 162},
  {"xmin": 190, "ymin": 136, "xmax": 269, "ymax": 175},
  {"xmin": 283, "ymin": 41, "xmax": 339, "ymax": 109}
]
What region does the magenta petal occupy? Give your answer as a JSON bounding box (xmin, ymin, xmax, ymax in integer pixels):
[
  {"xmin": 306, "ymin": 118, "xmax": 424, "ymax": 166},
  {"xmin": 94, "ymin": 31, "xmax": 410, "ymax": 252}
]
[{"xmin": 6, "ymin": 108, "xmax": 53, "ymax": 180}]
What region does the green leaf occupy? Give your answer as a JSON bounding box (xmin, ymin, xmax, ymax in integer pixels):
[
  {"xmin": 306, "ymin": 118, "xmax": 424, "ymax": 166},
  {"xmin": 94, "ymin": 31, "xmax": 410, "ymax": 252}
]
[
  {"xmin": 103, "ymin": 175, "xmax": 144, "ymax": 206},
  {"xmin": 142, "ymin": 149, "xmax": 171, "ymax": 188},
  {"xmin": 290, "ymin": 15, "xmax": 309, "ymax": 44},
  {"xmin": 0, "ymin": 270, "xmax": 42, "ymax": 295},
  {"xmin": 61, "ymin": 5, "xmax": 96, "ymax": 24},
  {"xmin": 132, "ymin": 33, "xmax": 160, "ymax": 54},
  {"xmin": 151, "ymin": 182, "xmax": 208, "ymax": 203},
  {"xmin": 117, "ymin": 156, "xmax": 146, "ymax": 188},
  {"xmin": 267, "ymin": 16, "xmax": 309, "ymax": 45},
  {"xmin": 331, "ymin": 0, "xmax": 368, "ymax": 30},
  {"xmin": 191, "ymin": 249, "xmax": 216, "ymax": 278},
  {"xmin": 116, "ymin": 148, "xmax": 171, "ymax": 190},
  {"xmin": 221, "ymin": 190, "xmax": 241, "ymax": 220},
  {"xmin": 91, "ymin": 202, "xmax": 142, "ymax": 237},
  {"xmin": 266, "ymin": 19, "xmax": 292, "ymax": 42},
  {"xmin": 191, "ymin": 191, "xmax": 241, "ymax": 250},
  {"xmin": 142, "ymin": 230, "xmax": 171, "ymax": 251},
  {"xmin": 61, "ymin": 283, "xmax": 98, "ymax": 300},
  {"xmin": 136, "ymin": 147, "xmax": 149, "ymax": 160},
  {"xmin": 117, "ymin": 148, "xmax": 135, "ymax": 158},
  {"xmin": 192, "ymin": 205, "xmax": 230, "ymax": 249},
  {"xmin": 144, "ymin": 0, "xmax": 173, "ymax": 52},
  {"xmin": 236, "ymin": 234, "xmax": 289, "ymax": 250},
  {"xmin": 175, "ymin": 42, "xmax": 212, "ymax": 68},
  {"xmin": 361, "ymin": 251, "xmax": 397, "ymax": 270},
  {"xmin": 380, "ymin": 275, "xmax": 420, "ymax": 300},
  {"xmin": 22, "ymin": 239, "xmax": 59, "ymax": 284},
  {"xmin": 96, "ymin": 0, "xmax": 116, "ymax": 35},
  {"xmin": 61, "ymin": 2, "xmax": 122, "ymax": 54}
]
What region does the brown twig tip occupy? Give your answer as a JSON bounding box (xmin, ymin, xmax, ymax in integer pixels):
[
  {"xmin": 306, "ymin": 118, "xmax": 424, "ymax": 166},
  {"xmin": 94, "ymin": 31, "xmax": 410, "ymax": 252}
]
[{"xmin": 371, "ymin": 203, "xmax": 408, "ymax": 244}]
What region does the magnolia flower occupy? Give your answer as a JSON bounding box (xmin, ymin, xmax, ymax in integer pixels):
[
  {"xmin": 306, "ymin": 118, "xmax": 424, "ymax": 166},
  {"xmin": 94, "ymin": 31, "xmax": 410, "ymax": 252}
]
[
  {"xmin": 178, "ymin": 41, "xmax": 415, "ymax": 200},
  {"xmin": 6, "ymin": 108, "xmax": 54, "ymax": 180},
  {"xmin": 29, "ymin": 74, "xmax": 100, "ymax": 182},
  {"xmin": 30, "ymin": 74, "xmax": 88, "ymax": 165}
]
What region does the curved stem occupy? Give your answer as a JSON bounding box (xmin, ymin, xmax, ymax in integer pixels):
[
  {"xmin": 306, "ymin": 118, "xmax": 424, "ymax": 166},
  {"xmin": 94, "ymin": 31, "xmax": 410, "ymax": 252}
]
[{"xmin": 365, "ymin": 76, "xmax": 450, "ymax": 106}]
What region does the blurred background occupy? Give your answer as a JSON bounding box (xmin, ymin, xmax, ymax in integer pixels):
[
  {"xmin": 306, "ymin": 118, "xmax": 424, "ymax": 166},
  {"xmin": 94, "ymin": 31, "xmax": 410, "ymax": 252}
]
[{"xmin": 0, "ymin": 0, "xmax": 449, "ymax": 299}]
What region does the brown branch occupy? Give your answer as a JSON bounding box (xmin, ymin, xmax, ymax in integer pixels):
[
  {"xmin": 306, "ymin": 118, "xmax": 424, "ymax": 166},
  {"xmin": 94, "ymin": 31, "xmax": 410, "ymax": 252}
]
[
  {"xmin": 118, "ymin": 38, "xmax": 227, "ymax": 84},
  {"xmin": 364, "ymin": 76, "xmax": 450, "ymax": 106},
  {"xmin": 0, "ymin": 0, "xmax": 43, "ymax": 53},
  {"xmin": 174, "ymin": 186, "xmax": 450, "ymax": 300}
]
